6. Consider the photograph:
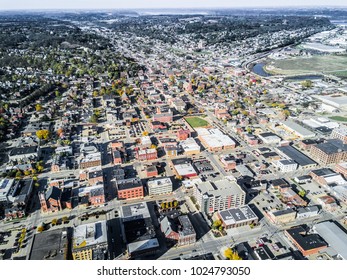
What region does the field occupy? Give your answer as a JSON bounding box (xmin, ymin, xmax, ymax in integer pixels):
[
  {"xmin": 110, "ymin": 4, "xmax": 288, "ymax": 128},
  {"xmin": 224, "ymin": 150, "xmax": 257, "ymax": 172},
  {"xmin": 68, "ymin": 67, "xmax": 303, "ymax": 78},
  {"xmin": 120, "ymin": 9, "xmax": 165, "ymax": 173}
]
[
  {"xmin": 264, "ymin": 55, "xmax": 347, "ymax": 76},
  {"xmin": 185, "ymin": 116, "xmax": 209, "ymax": 128},
  {"xmin": 329, "ymin": 116, "xmax": 347, "ymax": 122}
]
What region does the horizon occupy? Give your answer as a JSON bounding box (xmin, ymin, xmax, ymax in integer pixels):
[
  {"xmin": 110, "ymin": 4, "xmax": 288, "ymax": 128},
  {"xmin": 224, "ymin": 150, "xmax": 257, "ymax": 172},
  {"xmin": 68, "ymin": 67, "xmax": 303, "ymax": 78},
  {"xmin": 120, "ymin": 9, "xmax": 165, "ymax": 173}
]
[{"xmin": 1, "ymin": 0, "xmax": 347, "ymax": 11}]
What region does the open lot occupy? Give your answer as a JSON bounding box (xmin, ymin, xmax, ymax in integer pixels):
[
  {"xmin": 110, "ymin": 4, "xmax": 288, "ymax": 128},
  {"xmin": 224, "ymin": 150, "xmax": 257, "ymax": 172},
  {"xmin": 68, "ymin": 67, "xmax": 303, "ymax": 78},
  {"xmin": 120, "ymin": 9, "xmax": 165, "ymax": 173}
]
[
  {"xmin": 265, "ymin": 55, "xmax": 347, "ymax": 76},
  {"xmin": 185, "ymin": 116, "xmax": 209, "ymax": 128}
]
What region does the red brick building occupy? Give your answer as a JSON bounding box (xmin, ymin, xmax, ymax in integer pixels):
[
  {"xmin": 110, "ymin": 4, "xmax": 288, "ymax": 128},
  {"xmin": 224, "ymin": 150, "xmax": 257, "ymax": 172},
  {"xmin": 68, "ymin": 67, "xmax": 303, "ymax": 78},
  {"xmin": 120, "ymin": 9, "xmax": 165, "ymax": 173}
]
[
  {"xmin": 117, "ymin": 178, "xmax": 144, "ymax": 200},
  {"xmin": 136, "ymin": 148, "xmax": 158, "ymax": 161},
  {"xmin": 177, "ymin": 129, "xmax": 191, "ymax": 141}
]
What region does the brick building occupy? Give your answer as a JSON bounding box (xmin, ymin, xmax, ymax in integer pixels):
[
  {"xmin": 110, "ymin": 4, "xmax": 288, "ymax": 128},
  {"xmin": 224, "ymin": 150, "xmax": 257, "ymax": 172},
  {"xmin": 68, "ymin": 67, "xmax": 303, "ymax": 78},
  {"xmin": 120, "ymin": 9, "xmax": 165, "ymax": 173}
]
[{"xmin": 310, "ymin": 139, "xmax": 347, "ymax": 165}]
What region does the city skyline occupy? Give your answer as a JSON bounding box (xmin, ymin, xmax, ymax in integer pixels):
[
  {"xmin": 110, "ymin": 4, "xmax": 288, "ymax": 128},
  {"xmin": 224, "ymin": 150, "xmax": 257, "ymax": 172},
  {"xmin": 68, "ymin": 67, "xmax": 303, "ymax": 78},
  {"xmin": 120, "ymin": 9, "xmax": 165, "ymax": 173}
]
[{"xmin": 1, "ymin": 0, "xmax": 347, "ymax": 10}]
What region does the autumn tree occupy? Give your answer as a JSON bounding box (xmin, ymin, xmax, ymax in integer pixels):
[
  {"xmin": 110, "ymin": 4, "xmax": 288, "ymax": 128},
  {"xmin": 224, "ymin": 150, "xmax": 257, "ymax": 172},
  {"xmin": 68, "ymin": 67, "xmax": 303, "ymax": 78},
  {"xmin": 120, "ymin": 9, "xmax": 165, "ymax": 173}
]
[
  {"xmin": 35, "ymin": 104, "xmax": 42, "ymax": 111},
  {"xmin": 36, "ymin": 129, "xmax": 50, "ymax": 140},
  {"xmin": 224, "ymin": 248, "xmax": 242, "ymax": 260}
]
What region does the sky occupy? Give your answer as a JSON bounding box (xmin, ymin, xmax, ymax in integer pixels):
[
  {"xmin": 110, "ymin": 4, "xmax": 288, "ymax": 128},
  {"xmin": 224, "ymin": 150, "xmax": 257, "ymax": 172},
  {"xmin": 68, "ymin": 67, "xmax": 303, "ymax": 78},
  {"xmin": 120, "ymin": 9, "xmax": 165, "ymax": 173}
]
[{"xmin": 1, "ymin": 0, "xmax": 347, "ymax": 10}]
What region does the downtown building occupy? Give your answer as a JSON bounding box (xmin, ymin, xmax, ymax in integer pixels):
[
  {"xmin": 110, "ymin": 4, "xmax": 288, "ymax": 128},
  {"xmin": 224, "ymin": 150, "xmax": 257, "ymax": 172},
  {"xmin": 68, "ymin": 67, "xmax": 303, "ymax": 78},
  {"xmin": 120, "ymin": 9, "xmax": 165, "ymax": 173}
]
[{"xmin": 194, "ymin": 179, "xmax": 245, "ymax": 215}]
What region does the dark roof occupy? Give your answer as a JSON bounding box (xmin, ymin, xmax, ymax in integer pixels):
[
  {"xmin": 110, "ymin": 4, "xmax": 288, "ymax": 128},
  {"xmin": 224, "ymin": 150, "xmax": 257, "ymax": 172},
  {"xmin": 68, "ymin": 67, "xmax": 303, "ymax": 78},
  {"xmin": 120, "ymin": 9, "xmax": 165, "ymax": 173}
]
[
  {"xmin": 9, "ymin": 146, "xmax": 38, "ymax": 156},
  {"xmin": 117, "ymin": 178, "xmax": 143, "ymax": 190},
  {"xmin": 45, "ymin": 187, "xmax": 62, "ymax": 201},
  {"xmin": 178, "ymin": 215, "xmax": 196, "ymax": 237},
  {"xmin": 277, "ymin": 145, "xmax": 316, "ymax": 167},
  {"xmin": 29, "ymin": 228, "xmax": 69, "ymax": 260},
  {"xmin": 310, "ymin": 168, "xmax": 335, "ymax": 177},
  {"xmin": 285, "ymin": 226, "xmax": 327, "ymax": 252},
  {"xmin": 259, "ymin": 132, "xmax": 280, "ymax": 138},
  {"xmin": 88, "ymin": 169, "xmax": 103, "ymax": 179},
  {"xmin": 271, "ymin": 178, "xmax": 288, "ymax": 187},
  {"xmin": 314, "ymin": 139, "xmax": 347, "ymax": 154},
  {"xmin": 262, "ymin": 152, "xmax": 279, "ymax": 158}
]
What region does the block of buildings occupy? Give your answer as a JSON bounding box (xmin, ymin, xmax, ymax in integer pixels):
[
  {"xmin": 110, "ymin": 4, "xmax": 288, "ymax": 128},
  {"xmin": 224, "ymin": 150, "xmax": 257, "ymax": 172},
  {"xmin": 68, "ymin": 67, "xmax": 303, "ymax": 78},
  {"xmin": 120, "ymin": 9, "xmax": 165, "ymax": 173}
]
[
  {"xmin": 147, "ymin": 177, "xmax": 173, "ymax": 196},
  {"xmin": 72, "ymin": 221, "xmax": 108, "ymax": 260},
  {"xmin": 314, "ymin": 221, "xmax": 347, "ymax": 260},
  {"xmin": 180, "ymin": 137, "xmax": 201, "ymax": 155},
  {"xmin": 331, "ymin": 126, "xmax": 347, "ymax": 144},
  {"xmin": 80, "ymin": 152, "xmax": 101, "ymax": 169},
  {"xmin": 173, "ymin": 162, "xmax": 198, "ymax": 179},
  {"xmin": 219, "ymin": 154, "xmax": 237, "ymax": 171},
  {"xmin": 160, "ymin": 215, "xmax": 196, "ymax": 246},
  {"xmin": 194, "ymin": 179, "xmax": 245, "ymax": 215},
  {"xmin": 267, "ymin": 208, "xmax": 296, "ymax": 224},
  {"xmin": 29, "ymin": 228, "xmax": 69, "ymax": 260},
  {"xmin": 177, "ymin": 129, "xmax": 191, "ymax": 141},
  {"xmin": 258, "ymin": 132, "xmax": 281, "ymax": 145},
  {"xmin": 284, "ymin": 226, "xmax": 327, "ymax": 257},
  {"xmin": 281, "ymin": 120, "xmax": 315, "ymax": 139},
  {"xmin": 214, "ymin": 205, "xmax": 258, "ymax": 229},
  {"xmin": 196, "ymin": 128, "xmax": 236, "ymax": 151},
  {"xmin": 117, "ymin": 178, "xmax": 144, "ymax": 200},
  {"xmin": 136, "ymin": 148, "xmax": 158, "ymax": 161},
  {"xmin": 277, "ymin": 145, "xmax": 317, "ymax": 169},
  {"xmin": 274, "ymin": 159, "xmax": 298, "ymax": 172},
  {"xmin": 310, "ymin": 139, "xmax": 347, "ymax": 165}
]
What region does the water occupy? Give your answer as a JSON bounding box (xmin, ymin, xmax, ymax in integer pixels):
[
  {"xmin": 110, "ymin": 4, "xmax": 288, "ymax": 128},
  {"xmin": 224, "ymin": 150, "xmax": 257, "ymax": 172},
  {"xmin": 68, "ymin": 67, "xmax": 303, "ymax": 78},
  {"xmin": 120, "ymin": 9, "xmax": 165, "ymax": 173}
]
[{"xmin": 252, "ymin": 63, "xmax": 272, "ymax": 77}]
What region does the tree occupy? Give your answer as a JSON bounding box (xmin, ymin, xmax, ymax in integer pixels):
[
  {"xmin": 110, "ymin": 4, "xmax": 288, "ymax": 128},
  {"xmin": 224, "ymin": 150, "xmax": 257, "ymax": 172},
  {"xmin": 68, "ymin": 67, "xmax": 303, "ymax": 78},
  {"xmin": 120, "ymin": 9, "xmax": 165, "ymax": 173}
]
[
  {"xmin": 212, "ymin": 220, "xmax": 222, "ymax": 230},
  {"xmin": 15, "ymin": 170, "xmax": 23, "ymax": 179},
  {"xmin": 142, "ymin": 131, "xmax": 149, "ymax": 136},
  {"xmin": 37, "ymin": 226, "xmax": 44, "ymax": 233},
  {"xmin": 62, "ymin": 216, "xmax": 69, "ymax": 224},
  {"xmin": 161, "ymin": 202, "xmax": 166, "ymax": 209},
  {"xmin": 283, "ymin": 109, "xmax": 291, "ymax": 117},
  {"xmin": 301, "ymin": 80, "xmax": 313, "ymax": 89},
  {"xmin": 23, "ymin": 169, "xmax": 31, "ymax": 176},
  {"xmin": 51, "ymin": 219, "xmax": 58, "ymax": 226},
  {"xmin": 36, "ymin": 129, "xmax": 50, "ymax": 140},
  {"xmin": 298, "ymin": 189, "xmax": 306, "ymax": 197},
  {"xmin": 36, "ymin": 162, "xmax": 44, "ymax": 173},
  {"xmin": 151, "ymin": 144, "xmax": 157, "ymax": 149},
  {"xmin": 35, "ymin": 104, "xmax": 42, "ymax": 111},
  {"xmin": 224, "ymin": 248, "xmax": 242, "ymax": 260},
  {"xmin": 90, "ymin": 114, "xmax": 98, "ymax": 123},
  {"xmin": 246, "ymin": 127, "xmax": 253, "ymax": 134},
  {"xmin": 173, "ymin": 200, "xmax": 178, "ymax": 208}
]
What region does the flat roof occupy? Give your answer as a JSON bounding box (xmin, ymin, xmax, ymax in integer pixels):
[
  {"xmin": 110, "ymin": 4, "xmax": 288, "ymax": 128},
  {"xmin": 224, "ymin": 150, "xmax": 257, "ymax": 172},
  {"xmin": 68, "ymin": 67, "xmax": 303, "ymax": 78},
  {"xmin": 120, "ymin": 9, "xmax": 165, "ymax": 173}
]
[
  {"xmin": 282, "ymin": 120, "xmax": 315, "ymax": 138},
  {"xmin": 277, "ymin": 146, "xmax": 317, "ymax": 167},
  {"xmin": 314, "ymin": 221, "xmax": 347, "ymax": 259},
  {"xmin": 121, "ymin": 202, "xmax": 151, "ymax": 221},
  {"xmin": 73, "ymin": 221, "xmax": 107, "ymax": 249},
  {"xmin": 219, "ymin": 205, "xmax": 258, "ymax": 225},
  {"xmin": 127, "ymin": 238, "xmax": 159, "ymax": 254},
  {"xmin": 30, "ymin": 228, "xmax": 68, "ymax": 260},
  {"xmin": 314, "ymin": 139, "xmax": 347, "ymax": 154},
  {"xmin": 174, "ymin": 163, "xmax": 197, "ymax": 176},
  {"xmin": 286, "ymin": 226, "xmax": 327, "ymax": 252},
  {"xmin": 178, "ymin": 215, "xmax": 196, "ymax": 236}
]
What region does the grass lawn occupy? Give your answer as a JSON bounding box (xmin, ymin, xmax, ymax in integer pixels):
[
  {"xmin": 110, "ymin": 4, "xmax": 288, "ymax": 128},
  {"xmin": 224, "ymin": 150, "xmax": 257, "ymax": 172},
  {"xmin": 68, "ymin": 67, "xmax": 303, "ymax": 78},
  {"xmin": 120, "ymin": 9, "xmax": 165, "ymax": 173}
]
[
  {"xmin": 185, "ymin": 116, "xmax": 209, "ymax": 128},
  {"xmin": 329, "ymin": 116, "xmax": 347, "ymax": 122},
  {"xmin": 266, "ymin": 55, "xmax": 347, "ymax": 76}
]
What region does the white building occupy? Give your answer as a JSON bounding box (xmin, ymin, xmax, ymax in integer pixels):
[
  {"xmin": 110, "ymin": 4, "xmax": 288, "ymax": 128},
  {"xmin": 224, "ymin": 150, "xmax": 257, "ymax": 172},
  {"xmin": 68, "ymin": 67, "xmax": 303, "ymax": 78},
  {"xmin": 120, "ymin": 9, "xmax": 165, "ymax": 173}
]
[
  {"xmin": 194, "ymin": 179, "xmax": 245, "ymax": 215},
  {"xmin": 275, "ymin": 159, "xmax": 298, "ymax": 172},
  {"xmin": 296, "ymin": 206, "xmax": 320, "ymax": 219},
  {"xmin": 180, "ymin": 137, "xmax": 201, "ymax": 155},
  {"xmin": 147, "ymin": 177, "xmax": 173, "ymax": 196}
]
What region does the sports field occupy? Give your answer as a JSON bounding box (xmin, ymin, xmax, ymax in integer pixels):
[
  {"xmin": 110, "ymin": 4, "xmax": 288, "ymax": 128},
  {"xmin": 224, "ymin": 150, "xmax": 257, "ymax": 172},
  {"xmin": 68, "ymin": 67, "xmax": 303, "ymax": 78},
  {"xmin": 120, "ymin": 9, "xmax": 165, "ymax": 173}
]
[
  {"xmin": 264, "ymin": 55, "xmax": 347, "ymax": 76},
  {"xmin": 185, "ymin": 116, "xmax": 209, "ymax": 128}
]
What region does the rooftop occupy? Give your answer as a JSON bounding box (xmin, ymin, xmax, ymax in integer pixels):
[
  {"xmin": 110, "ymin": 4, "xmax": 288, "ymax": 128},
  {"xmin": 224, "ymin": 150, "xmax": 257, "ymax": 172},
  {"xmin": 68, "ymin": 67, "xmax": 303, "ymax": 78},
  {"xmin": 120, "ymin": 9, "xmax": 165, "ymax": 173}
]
[
  {"xmin": 73, "ymin": 221, "xmax": 107, "ymax": 249},
  {"xmin": 218, "ymin": 205, "xmax": 258, "ymax": 225},
  {"xmin": 277, "ymin": 145, "xmax": 316, "ymax": 167},
  {"xmin": 285, "ymin": 226, "xmax": 327, "ymax": 252}
]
